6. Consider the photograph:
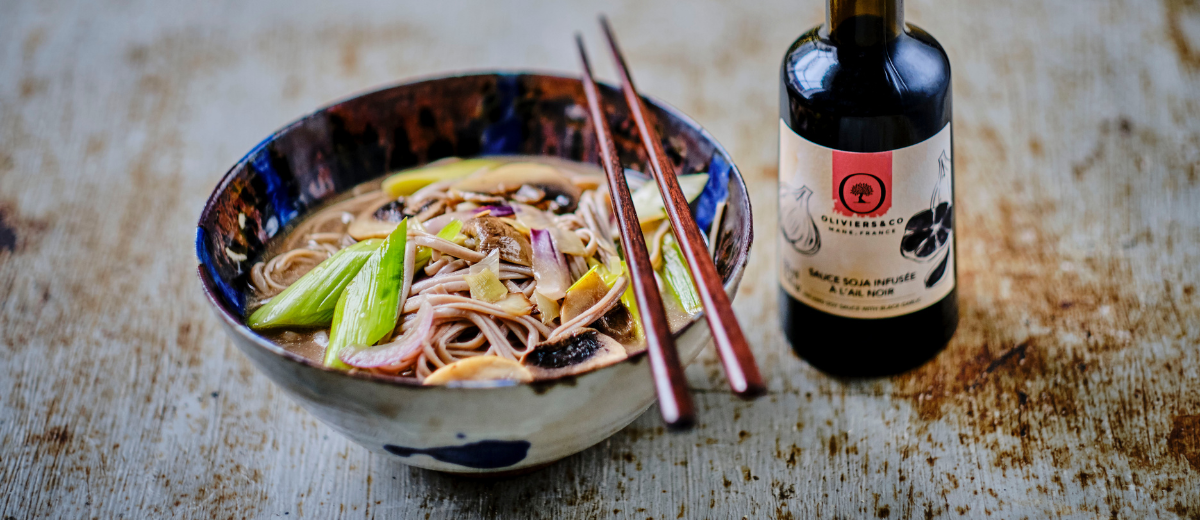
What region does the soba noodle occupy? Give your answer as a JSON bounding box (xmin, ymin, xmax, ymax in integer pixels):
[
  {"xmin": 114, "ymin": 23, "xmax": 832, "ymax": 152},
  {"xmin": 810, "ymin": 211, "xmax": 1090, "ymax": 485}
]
[{"xmin": 247, "ymin": 156, "xmax": 701, "ymax": 384}]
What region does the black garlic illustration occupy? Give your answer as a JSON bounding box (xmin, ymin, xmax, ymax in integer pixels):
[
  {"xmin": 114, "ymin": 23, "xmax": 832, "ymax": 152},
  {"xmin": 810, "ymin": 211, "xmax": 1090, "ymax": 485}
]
[
  {"xmin": 901, "ymin": 149, "xmax": 953, "ymax": 264},
  {"xmin": 924, "ymin": 245, "xmax": 950, "ymax": 288}
]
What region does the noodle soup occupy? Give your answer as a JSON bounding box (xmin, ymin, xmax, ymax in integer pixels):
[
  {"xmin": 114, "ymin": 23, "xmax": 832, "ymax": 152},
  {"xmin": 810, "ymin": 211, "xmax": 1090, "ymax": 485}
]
[{"xmin": 245, "ymin": 156, "xmax": 708, "ymax": 385}]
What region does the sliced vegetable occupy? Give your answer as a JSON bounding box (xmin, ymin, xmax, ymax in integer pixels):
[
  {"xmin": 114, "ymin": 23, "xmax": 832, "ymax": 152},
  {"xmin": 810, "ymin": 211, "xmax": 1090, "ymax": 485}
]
[
  {"xmin": 465, "ymin": 251, "xmax": 505, "ymax": 303},
  {"xmin": 452, "ymin": 163, "xmax": 582, "ymax": 213},
  {"xmin": 475, "ymin": 205, "xmax": 515, "ymax": 217},
  {"xmin": 529, "ymin": 228, "xmax": 571, "ymax": 300},
  {"xmin": 660, "ymin": 233, "xmax": 702, "ymax": 315},
  {"xmin": 347, "ymin": 217, "xmax": 400, "ymax": 241},
  {"xmin": 631, "ymin": 173, "xmax": 710, "ymax": 224},
  {"xmin": 423, "ymin": 355, "xmax": 533, "ymax": 385},
  {"xmin": 513, "ymin": 203, "xmax": 587, "ymax": 256},
  {"xmin": 381, "ymin": 158, "xmax": 499, "ymax": 197},
  {"xmin": 465, "ymin": 269, "xmax": 507, "ymax": 303},
  {"xmin": 413, "ymin": 219, "xmax": 463, "ymax": 271},
  {"xmin": 247, "ymin": 239, "xmax": 382, "ymax": 329},
  {"xmin": 324, "ymin": 219, "xmax": 409, "ymax": 368},
  {"xmin": 533, "ymin": 291, "xmax": 560, "ymax": 325},
  {"xmin": 471, "ymin": 249, "xmax": 500, "ymax": 277},
  {"xmin": 495, "ymin": 292, "xmax": 534, "ymax": 316},
  {"xmin": 561, "ymin": 265, "xmax": 609, "ymax": 323}
]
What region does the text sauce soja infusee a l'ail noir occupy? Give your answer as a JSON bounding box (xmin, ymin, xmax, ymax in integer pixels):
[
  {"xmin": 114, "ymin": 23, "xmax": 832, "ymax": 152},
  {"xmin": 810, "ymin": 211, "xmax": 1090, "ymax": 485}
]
[{"xmin": 778, "ymin": 0, "xmax": 958, "ymax": 376}]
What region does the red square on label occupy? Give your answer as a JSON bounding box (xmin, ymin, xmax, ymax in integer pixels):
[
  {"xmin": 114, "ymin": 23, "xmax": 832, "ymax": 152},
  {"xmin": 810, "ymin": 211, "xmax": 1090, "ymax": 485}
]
[{"xmin": 832, "ymin": 150, "xmax": 892, "ymax": 218}]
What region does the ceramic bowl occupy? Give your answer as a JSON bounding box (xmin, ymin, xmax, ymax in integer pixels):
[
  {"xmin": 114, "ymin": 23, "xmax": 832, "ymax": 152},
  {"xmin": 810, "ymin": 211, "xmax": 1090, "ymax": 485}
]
[{"xmin": 195, "ymin": 72, "xmax": 753, "ymax": 474}]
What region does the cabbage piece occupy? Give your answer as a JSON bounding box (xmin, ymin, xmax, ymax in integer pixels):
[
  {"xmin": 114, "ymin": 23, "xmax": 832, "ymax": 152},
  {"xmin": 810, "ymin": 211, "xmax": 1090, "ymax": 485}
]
[
  {"xmin": 495, "ymin": 292, "xmax": 534, "ymax": 316},
  {"xmin": 529, "ymin": 228, "xmax": 571, "ymax": 300},
  {"xmin": 533, "ymin": 291, "xmax": 560, "ymax": 325},
  {"xmin": 324, "ymin": 219, "xmax": 408, "ymax": 368},
  {"xmin": 631, "ymin": 173, "xmax": 710, "ymax": 224},
  {"xmin": 660, "ymin": 233, "xmax": 702, "ymax": 315},
  {"xmin": 464, "ymin": 269, "xmax": 508, "ymax": 303},
  {"xmin": 381, "ymin": 158, "xmax": 499, "ymax": 197},
  {"xmin": 471, "ymin": 249, "xmax": 500, "ymax": 277},
  {"xmin": 247, "ymin": 239, "xmax": 382, "ymax": 329},
  {"xmin": 464, "ymin": 250, "xmax": 506, "ymax": 303}
]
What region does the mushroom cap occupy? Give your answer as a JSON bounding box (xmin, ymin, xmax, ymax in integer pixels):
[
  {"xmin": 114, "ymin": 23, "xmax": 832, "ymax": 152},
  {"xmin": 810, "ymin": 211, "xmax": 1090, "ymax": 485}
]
[
  {"xmin": 461, "ymin": 216, "xmax": 533, "ymax": 266},
  {"xmin": 347, "ymin": 198, "xmax": 409, "ymax": 241},
  {"xmin": 520, "ymin": 328, "xmax": 629, "ymax": 380},
  {"xmin": 423, "ymin": 356, "xmax": 534, "ymax": 385}
]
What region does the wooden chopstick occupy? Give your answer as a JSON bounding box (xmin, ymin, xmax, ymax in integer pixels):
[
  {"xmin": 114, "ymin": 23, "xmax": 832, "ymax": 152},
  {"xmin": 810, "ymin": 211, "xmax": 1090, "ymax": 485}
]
[
  {"xmin": 576, "ymin": 35, "xmax": 697, "ymax": 430},
  {"xmin": 599, "ymin": 16, "xmax": 766, "ymax": 399}
]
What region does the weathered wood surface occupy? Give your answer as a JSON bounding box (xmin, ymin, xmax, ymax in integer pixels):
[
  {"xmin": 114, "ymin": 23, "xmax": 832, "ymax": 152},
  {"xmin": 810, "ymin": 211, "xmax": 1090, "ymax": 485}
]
[{"xmin": 2, "ymin": 0, "xmax": 1198, "ymax": 517}]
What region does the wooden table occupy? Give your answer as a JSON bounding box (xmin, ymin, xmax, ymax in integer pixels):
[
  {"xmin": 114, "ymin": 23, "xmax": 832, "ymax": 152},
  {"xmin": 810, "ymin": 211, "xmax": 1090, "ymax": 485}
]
[{"xmin": 2, "ymin": 0, "xmax": 1198, "ymax": 517}]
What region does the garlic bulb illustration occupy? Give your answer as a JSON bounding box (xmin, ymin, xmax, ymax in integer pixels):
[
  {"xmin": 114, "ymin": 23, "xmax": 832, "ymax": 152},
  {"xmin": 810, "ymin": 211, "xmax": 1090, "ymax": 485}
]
[{"xmin": 780, "ymin": 184, "xmax": 821, "ymax": 256}]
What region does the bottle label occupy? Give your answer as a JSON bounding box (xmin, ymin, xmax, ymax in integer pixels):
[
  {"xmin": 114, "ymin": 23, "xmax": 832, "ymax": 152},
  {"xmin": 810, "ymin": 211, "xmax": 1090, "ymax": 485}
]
[{"xmin": 778, "ymin": 120, "xmax": 954, "ymax": 319}]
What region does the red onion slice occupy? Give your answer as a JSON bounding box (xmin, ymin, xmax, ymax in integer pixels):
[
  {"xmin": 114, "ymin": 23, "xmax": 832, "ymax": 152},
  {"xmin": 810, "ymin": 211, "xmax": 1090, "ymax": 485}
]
[{"xmin": 530, "ymin": 228, "xmax": 570, "ymax": 300}]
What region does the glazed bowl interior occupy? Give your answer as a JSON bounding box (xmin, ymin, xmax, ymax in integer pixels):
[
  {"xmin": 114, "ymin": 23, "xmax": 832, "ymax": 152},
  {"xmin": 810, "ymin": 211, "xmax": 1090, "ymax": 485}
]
[{"xmin": 196, "ymin": 71, "xmax": 753, "ymax": 387}]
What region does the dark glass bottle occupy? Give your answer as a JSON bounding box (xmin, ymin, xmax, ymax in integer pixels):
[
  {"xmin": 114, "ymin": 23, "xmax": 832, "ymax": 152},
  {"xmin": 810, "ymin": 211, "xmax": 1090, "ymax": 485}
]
[{"xmin": 778, "ymin": 0, "xmax": 957, "ymax": 377}]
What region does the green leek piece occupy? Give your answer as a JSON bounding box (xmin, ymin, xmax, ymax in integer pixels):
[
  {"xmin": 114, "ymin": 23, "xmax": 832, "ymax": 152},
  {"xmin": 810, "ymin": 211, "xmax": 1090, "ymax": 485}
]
[
  {"xmin": 631, "ymin": 173, "xmax": 709, "ymax": 224},
  {"xmin": 413, "ymin": 219, "xmax": 464, "ymax": 271},
  {"xmin": 247, "ymin": 239, "xmax": 383, "ymax": 330},
  {"xmin": 381, "ymin": 158, "xmax": 500, "ymax": 197},
  {"xmin": 464, "ymin": 269, "xmax": 507, "ymax": 303},
  {"xmin": 324, "ymin": 219, "xmax": 409, "ymax": 368},
  {"xmin": 661, "ymin": 233, "xmax": 702, "ymax": 315}
]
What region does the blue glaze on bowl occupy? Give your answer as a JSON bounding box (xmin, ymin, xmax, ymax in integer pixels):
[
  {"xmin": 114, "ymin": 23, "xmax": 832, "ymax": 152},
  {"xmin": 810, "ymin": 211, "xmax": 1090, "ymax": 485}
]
[
  {"xmin": 383, "ymin": 440, "xmax": 532, "ymax": 469},
  {"xmin": 695, "ymin": 152, "xmax": 732, "ymax": 231}
]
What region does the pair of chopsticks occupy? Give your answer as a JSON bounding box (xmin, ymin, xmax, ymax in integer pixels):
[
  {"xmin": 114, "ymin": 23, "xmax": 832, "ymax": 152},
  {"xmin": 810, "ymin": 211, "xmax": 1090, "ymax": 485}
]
[{"xmin": 577, "ymin": 17, "xmax": 766, "ymax": 430}]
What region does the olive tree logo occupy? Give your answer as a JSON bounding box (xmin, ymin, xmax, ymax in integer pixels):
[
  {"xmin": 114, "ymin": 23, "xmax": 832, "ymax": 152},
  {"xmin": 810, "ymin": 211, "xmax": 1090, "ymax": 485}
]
[{"xmin": 850, "ymin": 182, "xmax": 874, "ymax": 204}]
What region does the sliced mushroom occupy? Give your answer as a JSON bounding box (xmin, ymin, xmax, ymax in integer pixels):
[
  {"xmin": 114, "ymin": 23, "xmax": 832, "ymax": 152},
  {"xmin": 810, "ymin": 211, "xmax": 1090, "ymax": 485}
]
[
  {"xmin": 451, "ymin": 163, "xmax": 582, "ymax": 213},
  {"xmin": 348, "ymin": 197, "xmax": 410, "ymax": 240},
  {"xmin": 593, "ymin": 304, "xmax": 641, "ymax": 348},
  {"xmin": 372, "ymin": 200, "xmax": 408, "ymax": 222},
  {"xmin": 461, "ymin": 216, "xmax": 532, "ymax": 266},
  {"xmin": 511, "ymin": 185, "xmax": 546, "ymax": 205},
  {"xmin": 423, "ymin": 356, "xmax": 534, "ymax": 386},
  {"xmin": 520, "ymin": 328, "xmax": 628, "ymax": 380}
]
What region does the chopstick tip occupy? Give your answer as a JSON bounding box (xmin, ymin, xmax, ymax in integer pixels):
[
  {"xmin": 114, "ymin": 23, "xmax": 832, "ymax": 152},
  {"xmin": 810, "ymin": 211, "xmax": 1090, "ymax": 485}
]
[{"xmin": 733, "ymin": 380, "xmax": 768, "ymax": 400}]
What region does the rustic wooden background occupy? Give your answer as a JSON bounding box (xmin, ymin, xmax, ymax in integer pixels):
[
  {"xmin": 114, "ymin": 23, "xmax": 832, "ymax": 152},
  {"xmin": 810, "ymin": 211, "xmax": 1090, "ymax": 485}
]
[{"xmin": 2, "ymin": 0, "xmax": 1198, "ymax": 518}]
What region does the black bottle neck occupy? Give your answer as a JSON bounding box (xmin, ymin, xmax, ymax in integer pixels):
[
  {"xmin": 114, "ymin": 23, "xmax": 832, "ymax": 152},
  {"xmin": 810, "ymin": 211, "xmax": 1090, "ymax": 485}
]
[{"xmin": 825, "ymin": 0, "xmax": 904, "ymax": 47}]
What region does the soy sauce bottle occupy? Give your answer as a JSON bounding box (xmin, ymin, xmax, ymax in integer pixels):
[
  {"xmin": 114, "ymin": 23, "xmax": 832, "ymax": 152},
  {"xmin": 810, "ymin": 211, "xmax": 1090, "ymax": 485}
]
[{"xmin": 777, "ymin": 0, "xmax": 957, "ymax": 376}]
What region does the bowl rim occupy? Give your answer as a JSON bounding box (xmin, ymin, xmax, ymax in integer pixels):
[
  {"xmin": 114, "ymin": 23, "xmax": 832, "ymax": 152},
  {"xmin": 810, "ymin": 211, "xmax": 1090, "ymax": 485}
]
[{"xmin": 195, "ymin": 70, "xmax": 754, "ymax": 390}]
